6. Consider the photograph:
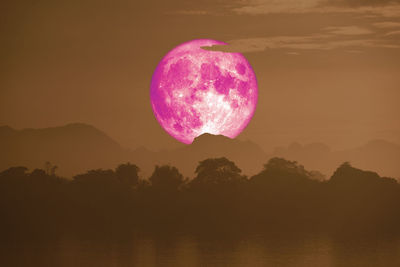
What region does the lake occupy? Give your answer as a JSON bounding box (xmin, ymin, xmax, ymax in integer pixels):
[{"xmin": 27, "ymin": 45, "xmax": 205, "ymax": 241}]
[{"xmin": 1, "ymin": 232, "xmax": 400, "ymax": 267}]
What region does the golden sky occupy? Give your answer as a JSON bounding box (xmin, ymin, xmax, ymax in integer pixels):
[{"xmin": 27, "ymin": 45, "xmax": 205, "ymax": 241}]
[{"xmin": 1, "ymin": 0, "xmax": 400, "ymax": 151}]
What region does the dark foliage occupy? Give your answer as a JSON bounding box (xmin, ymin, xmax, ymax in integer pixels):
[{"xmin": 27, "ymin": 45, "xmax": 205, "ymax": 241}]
[{"xmin": 0, "ymin": 157, "xmax": 399, "ymax": 239}]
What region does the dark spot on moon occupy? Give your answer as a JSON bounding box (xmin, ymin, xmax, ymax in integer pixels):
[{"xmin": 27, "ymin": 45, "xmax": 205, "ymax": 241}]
[
  {"xmin": 215, "ymin": 74, "xmax": 235, "ymax": 95},
  {"xmin": 197, "ymin": 83, "xmax": 208, "ymax": 91},
  {"xmin": 169, "ymin": 58, "xmax": 191, "ymax": 77},
  {"xmin": 200, "ymin": 63, "xmax": 221, "ymax": 81},
  {"xmin": 172, "ymin": 108, "xmax": 203, "ymax": 134},
  {"xmin": 189, "ymin": 109, "xmax": 203, "ymax": 129},
  {"xmin": 188, "ymin": 92, "xmax": 200, "ymax": 103},
  {"xmin": 174, "ymin": 123, "xmax": 183, "ymax": 132},
  {"xmin": 237, "ymin": 80, "xmax": 250, "ymax": 97},
  {"xmin": 235, "ymin": 63, "xmax": 246, "ymax": 75},
  {"xmin": 167, "ymin": 58, "xmax": 193, "ymax": 88}
]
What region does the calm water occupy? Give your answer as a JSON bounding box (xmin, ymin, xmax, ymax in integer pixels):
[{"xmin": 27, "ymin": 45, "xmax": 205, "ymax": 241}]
[{"xmin": 1, "ymin": 232, "xmax": 400, "ymax": 267}]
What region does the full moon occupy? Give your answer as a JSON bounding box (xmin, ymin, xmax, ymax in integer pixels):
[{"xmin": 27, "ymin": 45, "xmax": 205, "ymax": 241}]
[{"xmin": 150, "ymin": 39, "xmax": 258, "ymax": 144}]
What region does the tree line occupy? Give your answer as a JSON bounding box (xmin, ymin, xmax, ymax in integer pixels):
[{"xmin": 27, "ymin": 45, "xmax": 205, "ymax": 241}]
[{"xmin": 1, "ymin": 157, "xmax": 399, "ymax": 239}]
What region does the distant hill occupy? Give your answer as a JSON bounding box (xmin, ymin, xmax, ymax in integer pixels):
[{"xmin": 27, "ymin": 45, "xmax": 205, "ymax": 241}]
[
  {"xmin": 0, "ymin": 123, "xmax": 130, "ymax": 177},
  {"xmin": 0, "ymin": 124, "xmax": 267, "ymax": 178},
  {"xmin": 1, "ymin": 123, "xmax": 399, "ymax": 179},
  {"xmin": 158, "ymin": 133, "xmax": 268, "ymax": 177},
  {"xmin": 272, "ymin": 139, "xmax": 400, "ymax": 179}
]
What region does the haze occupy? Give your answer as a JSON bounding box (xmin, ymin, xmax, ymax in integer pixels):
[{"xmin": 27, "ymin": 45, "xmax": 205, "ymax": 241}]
[
  {"xmin": 2, "ymin": 2, "xmax": 400, "ymax": 266},
  {"xmin": 1, "ymin": 0, "xmax": 400, "ymax": 152}
]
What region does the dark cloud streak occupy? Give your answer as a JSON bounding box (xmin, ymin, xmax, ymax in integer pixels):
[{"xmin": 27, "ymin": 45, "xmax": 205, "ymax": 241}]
[{"xmin": 324, "ymin": 0, "xmax": 400, "ymax": 7}]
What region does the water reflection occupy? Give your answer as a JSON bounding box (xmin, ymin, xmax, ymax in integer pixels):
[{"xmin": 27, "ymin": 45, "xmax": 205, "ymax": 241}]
[{"xmin": 1, "ymin": 233, "xmax": 400, "ymax": 267}]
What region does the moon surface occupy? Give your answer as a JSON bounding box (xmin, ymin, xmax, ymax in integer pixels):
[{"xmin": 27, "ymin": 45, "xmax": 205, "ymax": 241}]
[{"xmin": 150, "ymin": 39, "xmax": 258, "ymax": 144}]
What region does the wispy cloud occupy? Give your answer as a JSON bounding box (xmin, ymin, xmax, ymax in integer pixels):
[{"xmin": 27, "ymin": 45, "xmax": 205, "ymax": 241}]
[
  {"xmin": 205, "ymin": 35, "xmax": 325, "ymax": 53},
  {"xmin": 173, "ymin": 0, "xmax": 400, "ymax": 54},
  {"xmin": 373, "ymin": 21, "xmax": 400, "ymax": 28},
  {"xmin": 232, "ymin": 0, "xmax": 321, "ymax": 15},
  {"xmin": 286, "ymin": 51, "xmax": 301, "ymax": 55},
  {"xmin": 324, "ymin": 26, "xmax": 373, "ymax": 35},
  {"xmin": 173, "ymin": 10, "xmax": 210, "ymax": 15},
  {"xmin": 326, "ymin": 0, "xmax": 400, "ymax": 7},
  {"xmin": 232, "ymin": 0, "xmax": 400, "ymax": 17},
  {"xmin": 173, "ymin": 0, "xmax": 400, "ymax": 18},
  {"xmin": 385, "ymin": 30, "xmax": 400, "ymax": 36},
  {"xmin": 205, "ymin": 34, "xmax": 400, "ymax": 53}
]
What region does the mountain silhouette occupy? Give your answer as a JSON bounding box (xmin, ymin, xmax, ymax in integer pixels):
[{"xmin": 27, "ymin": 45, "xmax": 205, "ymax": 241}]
[
  {"xmin": 0, "ymin": 123, "xmax": 130, "ymax": 177},
  {"xmin": 1, "ymin": 123, "xmax": 399, "ymax": 179},
  {"xmin": 159, "ymin": 133, "xmax": 268, "ymax": 177},
  {"xmin": 0, "ymin": 125, "xmax": 267, "ymax": 178},
  {"xmin": 272, "ymin": 139, "xmax": 400, "ymax": 179}
]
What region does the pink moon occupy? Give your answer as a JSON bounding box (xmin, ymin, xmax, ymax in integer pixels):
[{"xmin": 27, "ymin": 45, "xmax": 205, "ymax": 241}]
[{"xmin": 150, "ymin": 39, "xmax": 258, "ymax": 144}]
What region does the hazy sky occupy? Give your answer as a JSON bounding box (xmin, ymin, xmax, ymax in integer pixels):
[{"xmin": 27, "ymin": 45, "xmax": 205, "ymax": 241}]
[{"xmin": 1, "ymin": 0, "xmax": 400, "ymax": 151}]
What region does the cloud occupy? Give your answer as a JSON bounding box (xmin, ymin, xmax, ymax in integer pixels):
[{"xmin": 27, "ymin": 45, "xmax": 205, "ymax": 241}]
[
  {"xmin": 204, "ymin": 34, "xmax": 400, "ymax": 53},
  {"xmin": 373, "ymin": 21, "xmax": 400, "ymax": 28},
  {"xmin": 325, "ymin": 0, "xmax": 400, "ymax": 7},
  {"xmin": 368, "ymin": 5, "xmax": 400, "ymax": 17},
  {"xmin": 173, "ymin": 10, "xmax": 210, "ymax": 15},
  {"xmin": 205, "ymin": 35, "xmax": 326, "ymax": 52},
  {"xmin": 232, "ymin": 0, "xmax": 400, "ymax": 17},
  {"xmin": 170, "ymin": 0, "xmax": 400, "ymax": 18},
  {"xmin": 324, "ymin": 26, "xmax": 373, "ymax": 35},
  {"xmin": 385, "ymin": 30, "xmax": 400, "ymax": 35},
  {"xmin": 232, "ymin": 0, "xmax": 321, "ymax": 15}
]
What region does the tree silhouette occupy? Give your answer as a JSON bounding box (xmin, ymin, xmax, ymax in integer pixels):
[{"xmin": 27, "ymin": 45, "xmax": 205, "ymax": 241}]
[
  {"xmin": 149, "ymin": 165, "xmax": 184, "ymax": 191},
  {"xmin": 0, "ymin": 157, "xmax": 399, "ymax": 237},
  {"xmin": 325, "ymin": 161, "xmax": 400, "ymax": 232},
  {"xmin": 247, "ymin": 157, "xmax": 323, "ymax": 228},
  {"xmin": 191, "ymin": 157, "xmax": 246, "ymax": 188},
  {"xmin": 115, "ymin": 162, "xmax": 140, "ymax": 187},
  {"xmin": 250, "ymin": 157, "xmax": 319, "ymax": 190},
  {"xmin": 0, "ymin": 166, "xmax": 28, "ymax": 179}
]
